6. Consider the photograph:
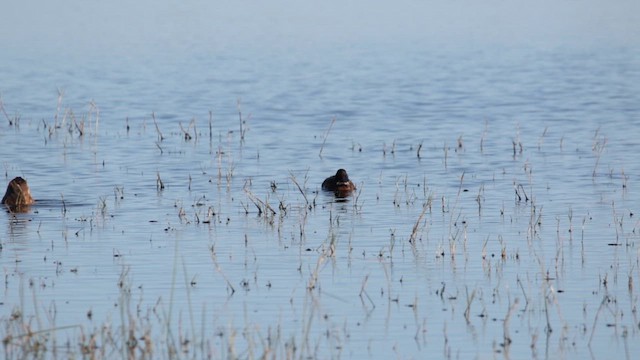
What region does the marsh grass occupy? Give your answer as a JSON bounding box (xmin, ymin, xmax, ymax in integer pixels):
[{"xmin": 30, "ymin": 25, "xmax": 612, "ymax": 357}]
[
  {"xmin": 152, "ymin": 112, "xmax": 164, "ymax": 142},
  {"xmin": 0, "ymin": 97, "xmax": 21, "ymax": 127},
  {"xmin": 318, "ymin": 117, "xmax": 336, "ymax": 158},
  {"xmin": 4, "ymin": 240, "xmax": 337, "ymax": 359},
  {"xmin": 409, "ymin": 202, "xmax": 429, "ymax": 245},
  {"xmin": 1, "ymin": 97, "xmax": 639, "ymax": 360}
]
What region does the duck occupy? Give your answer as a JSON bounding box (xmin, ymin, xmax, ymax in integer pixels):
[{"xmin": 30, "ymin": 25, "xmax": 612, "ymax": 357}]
[
  {"xmin": 2, "ymin": 177, "xmax": 35, "ymax": 209},
  {"xmin": 322, "ymin": 169, "xmax": 356, "ymax": 194}
]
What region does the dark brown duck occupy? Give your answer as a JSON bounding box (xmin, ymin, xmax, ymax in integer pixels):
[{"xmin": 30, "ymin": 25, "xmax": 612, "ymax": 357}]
[
  {"xmin": 2, "ymin": 177, "xmax": 35, "ymax": 209},
  {"xmin": 322, "ymin": 169, "xmax": 356, "ymax": 193}
]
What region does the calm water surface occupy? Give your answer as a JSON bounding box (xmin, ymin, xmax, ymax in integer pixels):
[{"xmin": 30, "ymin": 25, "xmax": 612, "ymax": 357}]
[{"xmin": 1, "ymin": 43, "xmax": 640, "ymax": 359}]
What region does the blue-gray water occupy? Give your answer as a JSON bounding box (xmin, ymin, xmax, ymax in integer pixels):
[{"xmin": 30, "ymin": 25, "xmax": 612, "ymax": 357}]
[{"xmin": 2, "ymin": 2, "xmax": 640, "ymax": 359}]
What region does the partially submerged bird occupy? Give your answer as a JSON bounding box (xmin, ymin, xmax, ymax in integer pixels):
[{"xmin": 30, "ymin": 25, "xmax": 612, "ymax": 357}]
[
  {"xmin": 2, "ymin": 177, "xmax": 35, "ymax": 210},
  {"xmin": 322, "ymin": 169, "xmax": 356, "ymax": 194}
]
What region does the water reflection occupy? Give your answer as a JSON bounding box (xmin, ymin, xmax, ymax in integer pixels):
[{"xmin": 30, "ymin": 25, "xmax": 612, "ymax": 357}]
[{"xmin": 4, "ymin": 212, "xmax": 32, "ymax": 239}]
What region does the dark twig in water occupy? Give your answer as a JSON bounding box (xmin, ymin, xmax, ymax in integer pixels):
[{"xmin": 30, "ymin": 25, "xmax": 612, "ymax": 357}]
[
  {"xmin": 210, "ymin": 246, "xmax": 236, "ymax": 295},
  {"xmin": 289, "ymin": 171, "xmax": 309, "ymax": 206},
  {"xmin": 208, "ymin": 110, "xmax": 213, "ymax": 143},
  {"xmin": 73, "ymin": 115, "xmax": 84, "ymax": 137},
  {"xmin": 237, "ymin": 98, "xmax": 250, "ymax": 143},
  {"xmin": 156, "ymin": 172, "xmax": 165, "ymax": 191},
  {"xmin": 503, "ymin": 298, "xmax": 519, "ymax": 350},
  {"xmin": 515, "ymin": 183, "xmax": 529, "ymax": 202},
  {"xmin": 179, "ymin": 121, "xmax": 192, "ymax": 141},
  {"xmin": 409, "ymin": 202, "xmax": 429, "ymax": 244},
  {"xmin": 0, "ymin": 95, "xmax": 17, "ymax": 126},
  {"xmin": 319, "ymin": 117, "xmax": 336, "ymax": 158},
  {"xmin": 245, "ymin": 189, "xmax": 276, "ymax": 217},
  {"xmin": 359, "ymin": 274, "xmax": 375, "ymax": 310},
  {"xmin": 463, "ymin": 286, "xmax": 476, "ymax": 323},
  {"xmin": 588, "ymin": 295, "xmax": 611, "ymax": 346},
  {"xmin": 152, "ymin": 112, "xmax": 164, "ymax": 141}
]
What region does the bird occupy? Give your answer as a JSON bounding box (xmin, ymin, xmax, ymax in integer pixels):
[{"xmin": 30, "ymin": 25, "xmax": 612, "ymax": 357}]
[
  {"xmin": 2, "ymin": 177, "xmax": 35, "ymax": 209},
  {"xmin": 322, "ymin": 169, "xmax": 356, "ymax": 194}
]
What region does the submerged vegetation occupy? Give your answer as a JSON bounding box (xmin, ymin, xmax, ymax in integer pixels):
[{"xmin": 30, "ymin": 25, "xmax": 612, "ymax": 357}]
[{"xmin": 0, "ymin": 94, "xmax": 639, "ymax": 360}]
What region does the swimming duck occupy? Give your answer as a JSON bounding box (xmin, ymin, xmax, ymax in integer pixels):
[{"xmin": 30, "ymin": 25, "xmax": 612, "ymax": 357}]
[
  {"xmin": 2, "ymin": 177, "xmax": 35, "ymax": 209},
  {"xmin": 322, "ymin": 169, "xmax": 356, "ymax": 193}
]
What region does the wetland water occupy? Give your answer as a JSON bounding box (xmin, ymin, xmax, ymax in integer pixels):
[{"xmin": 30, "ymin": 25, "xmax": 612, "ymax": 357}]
[{"xmin": 2, "ymin": 25, "xmax": 640, "ymax": 360}]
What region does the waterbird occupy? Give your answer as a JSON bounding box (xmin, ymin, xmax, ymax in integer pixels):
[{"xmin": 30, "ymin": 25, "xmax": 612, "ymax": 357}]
[
  {"xmin": 2, "ymin": 177, "xmax": 35, "ymax": 210},
  {"xmin": 322, "ymin": 169, "xmax": 356, "ymax": 194}
]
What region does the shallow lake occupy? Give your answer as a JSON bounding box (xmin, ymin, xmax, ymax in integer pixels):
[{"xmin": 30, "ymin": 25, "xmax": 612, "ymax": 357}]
[{"xmin": 1, "ymin": 4, "xmax": 640, "ymax": 359}]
